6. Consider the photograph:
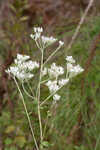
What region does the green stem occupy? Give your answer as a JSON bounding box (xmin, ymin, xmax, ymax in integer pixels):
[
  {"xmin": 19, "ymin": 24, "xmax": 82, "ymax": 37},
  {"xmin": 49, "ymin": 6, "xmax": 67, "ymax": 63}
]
[
  {"xmin": 43, "ymin": 46, "xmax": 61, "ymax": 66},
  {"xmin": 22, "ymin": 82, "xmax": 35, "ymax": 100},
  {"xmin": 37, "ymin": 49, "xmax": 44, "ymax": 142}
]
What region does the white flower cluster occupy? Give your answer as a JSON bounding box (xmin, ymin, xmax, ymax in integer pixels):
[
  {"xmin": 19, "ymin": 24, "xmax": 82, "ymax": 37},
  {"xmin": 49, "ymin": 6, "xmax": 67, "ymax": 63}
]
[
  {"xmin": 66, "ymin": 56, "xmax": 84, "ymax": 78},
  {"xmin": 5, "ymin": 54, "xmax": 39, "ymax": 81},
  {"xmin": 53, "ymin": 94, "xmax": 61, "ymax": 102},
  {"xmin": 45, "ymin": 80, "xmax": 59, "ymax": 93},
  {"xmin": 44, "ymin": 62, "xmax": 69, "ymax": 102},
  {"xmin": 66, "ymin": 56, "xmax": 75, "ymax": 63},
  {"xmin": 41, "ymin": 63, "xmax": 64, "ymax": 79},
  {"xmin": 30, "ymin": 27, "xmax": 64, "ymax": 48},
  {"xmin": 58, "ymin": 78, "xmax": 69, "ymax": 86},
  {"xmin": 44, "ymin": 56, "xmax": 84, "ymax": 103},
  {"xmin": 45, "ymin": 80, "xmax": 61, "ymax": 102},
  {"xmin": 45, "ymin": 78, "xmax": 69, "ymax": 102},
  {"xmin": 41, "ymin": 36, "xmax": 57, "ymax": 46},
  {"xmin": 48, "ymin": 63, "xmax": 64, "ymax": 78},
  {"xmin": 5, "ymin": 27, "xmax": 84, "ymax": 106},
  {"xmin": 30, "ymin": 27, "xmax": 43, "ymax": 41}
]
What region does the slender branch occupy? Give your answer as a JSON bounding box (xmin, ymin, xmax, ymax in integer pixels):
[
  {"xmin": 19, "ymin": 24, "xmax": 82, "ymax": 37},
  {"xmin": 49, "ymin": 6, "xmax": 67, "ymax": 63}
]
[
  {"xmin": 40, "ymin": 78, "xmax": 50, "ymax": 84},
  {"xmin": 43, "ymin": 46, "xmax": 61, "ymax": 66},
  {"xmin": 22, "ymin": 83, "xmax": 35, "ymax": 100},
  {"xmin": 26, "ymin": 80, "xmax": 36, "ymax": 97},
  {"xmin": 43, "ymin": 115, "xmax": 49, "ymax": 139},
  {"xmin": 67, "ymin": 0, "xmax": 94, "ymax": 51},
  {"xmin": 40, "ymin": 83, "xmax": 66, "ymax": 107}
]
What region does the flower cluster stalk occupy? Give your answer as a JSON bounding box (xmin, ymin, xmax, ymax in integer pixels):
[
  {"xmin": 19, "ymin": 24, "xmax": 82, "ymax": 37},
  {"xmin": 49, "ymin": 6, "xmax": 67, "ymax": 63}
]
[{"xmin": 36, "ymin": 49, "xmax": 44, "ymax": 142}]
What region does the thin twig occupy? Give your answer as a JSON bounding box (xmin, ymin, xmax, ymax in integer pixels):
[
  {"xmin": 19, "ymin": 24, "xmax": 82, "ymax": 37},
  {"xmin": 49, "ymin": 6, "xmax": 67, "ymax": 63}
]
[
  {"xmin": 67, "ymin": 0, "xmax": 94, "ymax": 51},
  {"xmin": 22, "ymin": 83, "xmax": 35, "ymax": 100},
  {"xmin": 43, "ymin": 45, "xmax": 61, "ymax": 66}
]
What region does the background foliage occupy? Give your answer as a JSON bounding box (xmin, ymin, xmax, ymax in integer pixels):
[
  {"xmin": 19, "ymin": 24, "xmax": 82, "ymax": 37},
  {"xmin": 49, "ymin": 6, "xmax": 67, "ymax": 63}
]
[{"xmin": 0, "ymin": 0, "xmax": 100, "ymax": 149}]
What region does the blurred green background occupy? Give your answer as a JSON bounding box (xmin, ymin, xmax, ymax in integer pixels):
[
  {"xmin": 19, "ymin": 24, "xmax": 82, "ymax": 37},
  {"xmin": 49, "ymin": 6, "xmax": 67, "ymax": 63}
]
[{"xmin": 0, "ymin": 0, "xmax": 100, "ymax": 150}]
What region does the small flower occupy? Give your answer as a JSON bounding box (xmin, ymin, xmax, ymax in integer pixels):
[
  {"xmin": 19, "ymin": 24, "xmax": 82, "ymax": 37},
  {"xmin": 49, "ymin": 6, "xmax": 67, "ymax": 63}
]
[
  {"xmin": 41, "ymin": 67, "xmax": 47, "ymax": 77},
  {"xmin": 69, "ymin": 64, "xmax": 84, "ymax": 78},
  {"xmin": 45, "ymin": 80, "xmax": 59, "ymax": 93},
  {"xmin": 67, "ymin": 62, "xmax": 84, "ymax": 78},
  {"xmin": 58, "ymin": 78, "xmax": 69, "ymax": 86},
  {"xmin": 41, "ymin": 36, "xmax": 57, "ymax": 46},
  {"xmin": 5, "ymin": 66, "xmax": 19, "ymax": 76},
  {"xmin": 17, "ymin": 54, "xmax": 30, "ymax": 62},
  {"xmin": 67, "ymin": 63, "xmax": 74, "ymax": 72},
  {"xmin": 59, "ymin": 41, "xmax": 64, "ymax": 47},
  {"xmin": 30, "ymin": 33, "xmax": 41, "ymax": 40},
  {"xmin": 25, "ymin": 61, "xmax": 39, "ymax": 71},
  {"xmin": 30, "ymin": 34, "xmax": 35, "ymax": 40},
  {"xmin": 30, "ymin": 27, "xmax": 43, "ymax": 41},
  {"xmin": 66, "ymin": 56, "xmax": 75, "ymax": 63},
  {"xmin": 48, "ymin": 63, "xmax": 64, "ymax": 78},
  {"xmin": 34, "ymin": 27, "xmax": 43, "ymax": 33},
  {"xmin": 53, "ymin": 94, "xmax": 61, "ymax": 101}
]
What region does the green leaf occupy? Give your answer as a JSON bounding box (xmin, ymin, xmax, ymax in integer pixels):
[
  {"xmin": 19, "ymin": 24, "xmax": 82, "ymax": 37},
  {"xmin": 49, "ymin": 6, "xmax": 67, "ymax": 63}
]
[
  {"xmin": 9, "ymin": 146, "xmax": 17, "ymax": 150},
  {"xmin": 14, "ymin": 136, "xmax": 26, "ymax": 148},
  {"xmin": 41, "ymin": 141, "xmax": 50, "ymax": 147},
  {"xmin": 9, "ymin": 4, "xmax": 17, "ymax": 13},
  {"xmin": 4, "ymin": 146, "xmax": 17, "ymax": 150},
  {"xmin": 4, "ymin": 138, "xmax": 12, "ymax": 145},
  {"xmin": 5, "ymin": 125, "xmax": 15, "ymax": 134},
  {"xmin": 20, "ymin": 16, "xmax": 29, "ymax": 22}
]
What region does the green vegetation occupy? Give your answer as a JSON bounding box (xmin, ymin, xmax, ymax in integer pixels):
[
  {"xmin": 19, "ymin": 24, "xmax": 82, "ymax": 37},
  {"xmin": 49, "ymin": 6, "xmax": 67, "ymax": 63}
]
[{"xmin": 0, "ymin": 0, "xmax": 100, "ymax": 150}]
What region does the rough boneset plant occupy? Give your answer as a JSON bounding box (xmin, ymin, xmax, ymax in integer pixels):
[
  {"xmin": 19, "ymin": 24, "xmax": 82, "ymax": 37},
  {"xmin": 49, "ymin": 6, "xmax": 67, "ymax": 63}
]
[{"xmin": 5, "ymin": 27, "xmax": 84, "ymax": 150}]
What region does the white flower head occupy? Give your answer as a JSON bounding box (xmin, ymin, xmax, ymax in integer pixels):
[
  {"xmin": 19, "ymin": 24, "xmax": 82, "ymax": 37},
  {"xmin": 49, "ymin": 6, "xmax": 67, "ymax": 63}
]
[
  {"xmin": 66, "ymin": 62, "xmax": 84, "ymax": 78},
  {"xmin": 34, "ymin": 27, "xmax": 43, "ymax": 33},
  {"xmin": 69, "ymin": 64, "xmax": 84, "ymax": 78},
  {"xmin": 24, "ymin": 61, "xmax": 39, "ymax": 71},
  {"xmin": 41, "ymin": 36, "xmax": 57, "ymax": 47},
  {"xmin": 5, "ymin": 54, "xmax": 39, "ymax": 81},
  {"xmin": 30, "ymin": 34, "xmax": 35, "ymax": 40},
  {"xmin": 17, "ymin": 54, "xmax": 30, "ymax": 62},
  {"xmin": 30, "ymin": 33, "xmax": 41, "ymax": 40},
  {"xmin": 31, "ymin": 27, "xmax": 58, "ymax": 48},
  {"xmin": 67, "ymin": 63, "xmax": 74, "ymax": 72},
  {"xmin": 66, "ymin": 56, "xmax": 75, "ymax": 63},
  {"xmin": 30, "ymin": 27, "xmax": 43, "ymax": 41}
]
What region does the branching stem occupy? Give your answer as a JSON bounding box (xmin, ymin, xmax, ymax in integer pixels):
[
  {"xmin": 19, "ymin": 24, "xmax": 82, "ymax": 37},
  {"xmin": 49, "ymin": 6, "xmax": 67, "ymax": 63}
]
[{"xmin": 14, "ymin": 77, "xmax": 39, "ymax": 150}]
